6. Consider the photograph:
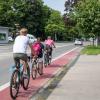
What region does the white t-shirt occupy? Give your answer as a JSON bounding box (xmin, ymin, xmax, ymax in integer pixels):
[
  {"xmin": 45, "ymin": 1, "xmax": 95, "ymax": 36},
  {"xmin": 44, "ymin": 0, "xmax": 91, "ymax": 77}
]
[{"xmin": 13, "ymin": 35, "xmax": 29, "ymax": 53}]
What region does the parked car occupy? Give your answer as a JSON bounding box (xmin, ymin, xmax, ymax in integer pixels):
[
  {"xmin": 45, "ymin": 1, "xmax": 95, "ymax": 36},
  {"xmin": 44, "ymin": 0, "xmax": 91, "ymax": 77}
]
[
  {"xmin": 74, "ymin": 39, "xmax": 83, "ymax": 45},
  {"xmin": 27, "ymin": 34, "xmax": 37, "ymax": 43},
  {"xmin": 8, "ymin": 36, "xmax": 14, "ymax": 42}
]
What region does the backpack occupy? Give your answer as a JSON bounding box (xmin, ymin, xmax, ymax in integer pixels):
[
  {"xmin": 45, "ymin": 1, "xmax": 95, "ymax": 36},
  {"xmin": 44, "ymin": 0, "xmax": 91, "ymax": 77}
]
[{"xmin": 32, "ymin": 42, "xmax": 41, "ymax": 56}]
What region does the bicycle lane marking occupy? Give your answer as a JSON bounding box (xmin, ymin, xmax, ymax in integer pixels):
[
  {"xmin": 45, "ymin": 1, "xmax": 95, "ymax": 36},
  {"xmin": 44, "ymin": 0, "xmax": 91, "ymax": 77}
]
[{"xmin": 0, "ymin": 47, "xmax": 79, "ymax": 100}]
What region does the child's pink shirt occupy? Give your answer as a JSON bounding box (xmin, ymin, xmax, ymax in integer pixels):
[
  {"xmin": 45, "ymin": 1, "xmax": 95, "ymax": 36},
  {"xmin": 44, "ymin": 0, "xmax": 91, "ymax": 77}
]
[{"xmin": 45, "ymin": 39, "xmax": 54, "ymax": 46}]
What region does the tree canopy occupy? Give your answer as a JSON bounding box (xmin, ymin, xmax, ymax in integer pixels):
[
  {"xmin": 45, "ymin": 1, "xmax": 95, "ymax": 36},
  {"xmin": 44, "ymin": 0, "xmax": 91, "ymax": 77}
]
[
  {"xmin": 0, "ymin": 0, "xmax": 74, "ymax": 41},
  {"xmin": 45, "ymin": 10, "xmax": 65, "ymax": 40},
  {"xmin": 0, "ymin": 0, "xmax": 51, "ymax": 37},
  {"xmin": 64, "ymin": 0, "xmax": 100, "ymax": 43}
]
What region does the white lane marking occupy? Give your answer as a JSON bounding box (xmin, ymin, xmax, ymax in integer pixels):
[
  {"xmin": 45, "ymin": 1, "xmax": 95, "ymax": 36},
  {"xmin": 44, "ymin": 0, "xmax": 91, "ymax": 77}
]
[
  {"xmin": 0, "ymin": 82, "xmax": 9, "ymax": 91},
  {"xmin": 52, "ymin": 47, "xmax": 79, "ymax": 62},
  {"xmin": 0, "ymin": 46, "xmax": 78, "ymax": 92}
]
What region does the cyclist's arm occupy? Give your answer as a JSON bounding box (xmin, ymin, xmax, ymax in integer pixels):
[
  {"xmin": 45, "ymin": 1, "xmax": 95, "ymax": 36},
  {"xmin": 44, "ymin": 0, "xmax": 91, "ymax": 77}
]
[
  {"xmin": 53, "ymin": 44, "xmax": 56, "ymax": 48},
  {"xmin": 52, "ymin": 41, "xmax": 56, "ymax": 48},
  {"xmin": 29, "ymin": 43, "xmax": 34, "ymax": 55},
  {"xmin": 42, "ymin": 44, "xmax": 44, "ymax": 50},
  {"xmin": 27, "ymin": 37, "xmax": 33, "ymax": 55}
]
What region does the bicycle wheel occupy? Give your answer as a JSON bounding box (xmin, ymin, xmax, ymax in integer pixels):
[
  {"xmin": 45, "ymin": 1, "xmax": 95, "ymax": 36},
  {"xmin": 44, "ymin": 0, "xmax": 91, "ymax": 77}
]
[
  {"xmin": 48, "ymin": 57, "xmax": 52, "ymax": 65},
  {"xmin": 10, "ymin": 70, "xmax": 20, "ymax": 99},
  {"xmin": 31, "ymin": 62, "xmax": 37, "ymax": 80},
  {"xmin": 38, "ymin": 62, "xmax": 43, "ymax": 75},
  {"xmin": 48, "ymin": 55, "xmax": 52, "ymax": 65},
  {"xmin": 22, "ymin": 65, "xmax": 30, "ymax": 90},
  {"xmin": 44, "ymin": 54, "xmax": 48, "ymax": 67},
  {"xmin": 47, "ymin": 49, "xmax": 52, "ymax": 65}
]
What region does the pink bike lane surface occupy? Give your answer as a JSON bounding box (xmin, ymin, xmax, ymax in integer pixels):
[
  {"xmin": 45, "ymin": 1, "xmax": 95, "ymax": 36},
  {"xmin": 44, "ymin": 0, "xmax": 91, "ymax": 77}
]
[{"xmin": 0, "ymin": 50, "xmax": 79, "ymax": 100}]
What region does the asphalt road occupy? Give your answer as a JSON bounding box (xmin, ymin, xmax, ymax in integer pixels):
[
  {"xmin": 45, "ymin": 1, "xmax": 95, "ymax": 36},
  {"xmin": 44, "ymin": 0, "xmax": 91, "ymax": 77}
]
[{"xmin": 0, "ymin": 42, "xmax": 79, "ymax": 86}]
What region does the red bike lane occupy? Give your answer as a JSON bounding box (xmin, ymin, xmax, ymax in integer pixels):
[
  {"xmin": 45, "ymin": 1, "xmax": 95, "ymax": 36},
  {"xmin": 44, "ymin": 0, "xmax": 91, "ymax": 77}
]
[{"xmin": 0, "ymin": 50, "xmax": 79, "ymax": 100}]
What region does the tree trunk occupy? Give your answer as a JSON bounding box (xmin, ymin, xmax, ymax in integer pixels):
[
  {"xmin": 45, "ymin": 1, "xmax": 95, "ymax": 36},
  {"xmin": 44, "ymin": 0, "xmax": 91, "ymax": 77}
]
[
  {"xmin": 97, "ymin": 36, "xmax": 100, "ymax": 46},
  {"xmin": 54, "ymin": 33, "xmax": 57, "ymax": 41},
  {"xmin": 92, "ymin": 38, "xmax": 95, "ymax": 46}
]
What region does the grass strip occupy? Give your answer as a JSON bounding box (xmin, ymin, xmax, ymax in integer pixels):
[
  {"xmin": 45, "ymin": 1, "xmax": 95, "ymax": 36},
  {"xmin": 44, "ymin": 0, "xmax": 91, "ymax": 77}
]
[{"xmin": 81, "ymin": 45, "xmax": 100, "ymax": 55}]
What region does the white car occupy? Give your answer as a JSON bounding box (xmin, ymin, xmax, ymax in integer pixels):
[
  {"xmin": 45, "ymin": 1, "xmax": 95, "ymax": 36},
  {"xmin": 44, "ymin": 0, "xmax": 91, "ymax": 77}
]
[
  {"xmin": 8, "ymin": 36, "xmax": 14, "ymax": 42},
  {"xmin": 74, "ymin": 39, "xmax": 83, "ymax": 45},
  {"xmin": 27, "ymin": 34, "xmax": 37, "ymax": 43}
]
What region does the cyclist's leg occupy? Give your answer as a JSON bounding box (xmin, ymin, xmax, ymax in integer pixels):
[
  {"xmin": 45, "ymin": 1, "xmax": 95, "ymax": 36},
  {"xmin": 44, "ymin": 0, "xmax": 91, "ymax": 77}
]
[
  {"xmin": 38, "ymin": 52, "xmax": 43, "ymax": 65},
  {"xmin": 49, "ymin": 47, "xmax": 52, "ymax": 58},
  {"xmin": 13, "ymin": 53, "xmax": 20, "ymax": 68},
  {"xmin": 38, "ymin": 57, "xmax": 43, "ymax": 75},
  {"xmin": 38, "ymin": 52, "xmax": 43, "ymax": 74},
  {"xmin": 44, "ymin": 49, "xmax": 47, "ymax": 66},
  {"xmin": 18, "ymin": 53, "xmax": 28, "ymax": 73},
  {"xmin": 13, "ymin": 53, "xmax": 20, "ymax": 84},
  {"xmin": 38, "ymin": 57, "xmax": 43, "ymax": 66},
  {"xmin": 19, "ymin": 54, "xmax": 30, "ymax": 90}
]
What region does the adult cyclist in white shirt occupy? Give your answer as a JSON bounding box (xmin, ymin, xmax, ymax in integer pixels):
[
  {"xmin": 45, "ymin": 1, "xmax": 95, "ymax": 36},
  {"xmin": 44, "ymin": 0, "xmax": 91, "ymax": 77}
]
[{"xmin": 13, "ymin": 28, "xmax": 32, "ymax": 74}]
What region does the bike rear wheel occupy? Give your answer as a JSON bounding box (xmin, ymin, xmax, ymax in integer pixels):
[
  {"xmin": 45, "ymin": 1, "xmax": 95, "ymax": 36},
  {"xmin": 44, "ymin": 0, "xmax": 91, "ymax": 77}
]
[
  {"xmin": 44, "ymin": 54, "xmax": 48, "ymax": 67},
  {"xmin": 22, "ymin": 65, "xmax": 30, "ymax": 90},
  {"xmin": 48, "ymin": 56, "xmax": 52, "ymax": 65},
  {"xmin": 38, "ymin": 62, "xmax": 43, "ymax": 75},
  {"xmin": 10, "ymin": 70, "xmax": 20, "ymax": 99},
  {"xmin": 31, "ymin": 62, "xmax": 37, "ymax": 79}
]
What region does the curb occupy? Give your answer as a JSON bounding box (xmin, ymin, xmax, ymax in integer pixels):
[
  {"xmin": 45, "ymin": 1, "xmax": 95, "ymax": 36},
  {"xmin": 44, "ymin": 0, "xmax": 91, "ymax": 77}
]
[{"xmin": 30, "ymin": 53, "xmax": 80, "ymax": 100}]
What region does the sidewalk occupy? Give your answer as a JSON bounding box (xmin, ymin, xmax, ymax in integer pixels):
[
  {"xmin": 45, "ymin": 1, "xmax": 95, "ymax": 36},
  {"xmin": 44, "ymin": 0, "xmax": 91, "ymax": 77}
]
[{"xmin": 46, "ymin": 55, "xmax": 100, "ymax": 100}]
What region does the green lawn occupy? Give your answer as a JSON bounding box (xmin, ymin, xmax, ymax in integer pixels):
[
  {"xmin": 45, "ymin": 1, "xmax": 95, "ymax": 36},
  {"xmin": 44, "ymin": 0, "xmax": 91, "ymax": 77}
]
[{"xmin": 81, "ymin": 45, "xmax": 100, "ymax": 55}]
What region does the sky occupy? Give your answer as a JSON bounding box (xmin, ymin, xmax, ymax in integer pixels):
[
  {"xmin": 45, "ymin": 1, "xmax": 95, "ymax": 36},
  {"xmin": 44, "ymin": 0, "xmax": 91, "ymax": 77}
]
[{"xmin": 43, "ymin": 0, "xmax": 66, "ymax": 14}]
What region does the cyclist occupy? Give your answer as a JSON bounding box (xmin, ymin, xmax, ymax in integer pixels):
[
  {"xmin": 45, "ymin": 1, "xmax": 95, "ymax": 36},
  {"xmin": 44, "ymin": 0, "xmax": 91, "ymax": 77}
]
[
  {"xmin": 44, "ymin": 36, "xmax": 56, "ymax": 58},
  {"xmin": 13, "ymin": 28, "xmax": 32, "ymax": 74},
  {"xmin": 32, "ymin": 37, "xmax": 44, "ymax": 69}
]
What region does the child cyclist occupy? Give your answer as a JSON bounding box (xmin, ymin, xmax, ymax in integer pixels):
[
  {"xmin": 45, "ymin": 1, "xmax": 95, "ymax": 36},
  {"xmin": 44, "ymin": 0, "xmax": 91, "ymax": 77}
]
[
  {"xmin": 44, "ymin": 36, "xmax": 56, "ymax": 58},
  {"xmin": 31, "ymin": 37, "xmax": 44, "ymax": 71}
]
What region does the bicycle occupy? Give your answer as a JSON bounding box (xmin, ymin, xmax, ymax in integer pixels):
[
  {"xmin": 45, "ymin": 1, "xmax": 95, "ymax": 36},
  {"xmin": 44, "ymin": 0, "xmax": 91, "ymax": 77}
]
[
  {"xmin": 44, "ymin": 47, "xmax": 52, "ymax": 67},
  {"xmin": 10, "ymin": 58, "xmax": 30, "ymax": 99},
  {"xmin": 31, "ymin": 56, "xmax": 43, "ymax": 80}
]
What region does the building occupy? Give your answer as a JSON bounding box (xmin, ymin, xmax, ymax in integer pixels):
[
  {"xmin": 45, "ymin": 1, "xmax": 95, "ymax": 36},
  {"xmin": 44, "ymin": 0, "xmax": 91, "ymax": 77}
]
[{"xmin": 0, "ymin": 26, "xmax": 9, "ymax": 43}]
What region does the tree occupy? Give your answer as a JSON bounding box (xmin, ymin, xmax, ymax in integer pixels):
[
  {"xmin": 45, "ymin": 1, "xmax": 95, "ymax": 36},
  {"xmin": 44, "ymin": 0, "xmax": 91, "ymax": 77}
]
[
  {"xmin": 0, "ymin": 0, "xmax": 51, "ymax": 37},
  {"xmin": 73, "ymin": 0, "xmax": 100, "ymax": 45},
  {"xmin": 65, "ymin": 0, "xmax": 79, "ymax": 14},
  {"xmin": 64, "ymin": 0, "xmax": 79, "ymax": 41},
  {"xmin": 64, "ymin": 0, "xmax": 100, "ymax": 44},
  {"xmin": 45, "ymin": 10, "xmax": 65, "ymax": 41}
]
